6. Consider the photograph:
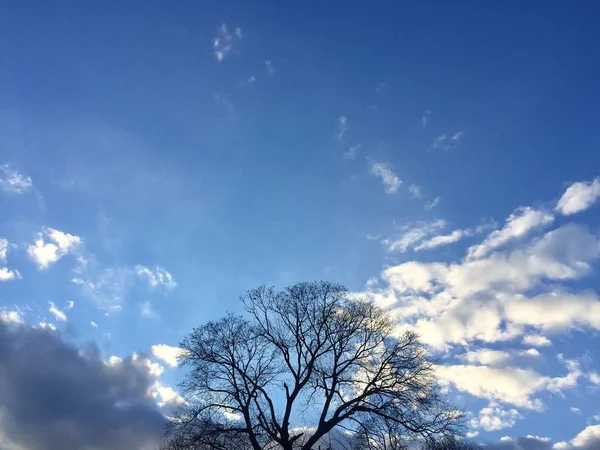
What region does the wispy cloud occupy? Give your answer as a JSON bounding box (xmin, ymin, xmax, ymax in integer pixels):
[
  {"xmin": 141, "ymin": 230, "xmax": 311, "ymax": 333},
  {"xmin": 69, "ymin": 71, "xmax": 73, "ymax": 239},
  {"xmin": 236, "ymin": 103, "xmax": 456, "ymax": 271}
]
[
  {"xmin": 135, "ymin": 265, "xmax": 177, "ymax": 290},
  {"xmin": 72, "ymin": 267, "xmax": 131, "ymax": 311},
  {"xmin": 556, "ymin": 177, "xmax": 600, "ymax": 215},
  {"xmin": 415, "ymin": 222, "xmax": 494, "ymax": 251},
  {"xmin": 425, "ymin": 196, "xmax": 441, "ymax": 210},
  {"xmin": 237, "ymin": 75, "xmax": 256, "ymax": 87},
  {"xmin": 466, "ymin": 207, "xmax": 554, "ymax": 260},
  {"xmin": 382, "ymin": 220, "xmax": 446, "ymax": 253},
  {"xmin": 264, "ymin": 60, "xmax": 275, "ymax": 76},
  {"xmin": 409, "ymin": 184, "xmax": 422, "ymax": 198},
  {"xmin": 0, "ymin": 164, "xmax": 33, "ymax": 194},
  {"xmin": 140, "ymin": 301, "xmax": 157, "ymax": 318},
  {"xmin": 48, "ymin": 302, "xmax": 67, "ymax": 322},
  {"xmin": 422, "ymin": 110, "xmax": 431, "ymax": 130},
  {"xmin": 212, "ymin": 24, "xmax": 242, "ymax": 62},
  {"xmin": 343, "ymin": 144, "xmax": 361, "ymax": 160},
  {"xmin": 370, "ymin": 162, "xmax": 401, "ymax": 194},
  {"xmin": 213, "ymin": 93, "xmax": 235, "ymax": 120},
  {"xmin": 335, "ymin": 116, "xmax": 348, "ymax": 142},
  {"xmin": 429, "ymin": 131, "xmax": 466, "ymax": 150},
  {"xmin": 414, "ymin": 229, "xmax": 464, "ymax": 251},
  {"xmin": 27, "ymin": 227, "xmax": 81, "ymax": 269}
]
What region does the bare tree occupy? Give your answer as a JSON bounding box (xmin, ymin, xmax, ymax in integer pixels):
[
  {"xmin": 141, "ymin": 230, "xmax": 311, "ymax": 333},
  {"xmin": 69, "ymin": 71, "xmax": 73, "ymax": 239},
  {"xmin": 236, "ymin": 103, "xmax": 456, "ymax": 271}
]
[
  {"xmin": 163, "ymin": 281, "xmax": 463, "ymax": 450},
  {"xmin": 420, "ymin": 437, "xmax": 480, "ymax": 450}
]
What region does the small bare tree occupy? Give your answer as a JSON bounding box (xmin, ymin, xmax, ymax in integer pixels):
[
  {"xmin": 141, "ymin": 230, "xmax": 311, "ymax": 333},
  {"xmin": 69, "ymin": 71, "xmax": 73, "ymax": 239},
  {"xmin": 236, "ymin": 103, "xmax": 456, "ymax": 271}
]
[
  {"xmin": 420, "ymin": 437, "xmax": 480, "ymax": 450},
  {"xmin": 163, "ymin": 282, "xmax": 463, "ymax": 450}
]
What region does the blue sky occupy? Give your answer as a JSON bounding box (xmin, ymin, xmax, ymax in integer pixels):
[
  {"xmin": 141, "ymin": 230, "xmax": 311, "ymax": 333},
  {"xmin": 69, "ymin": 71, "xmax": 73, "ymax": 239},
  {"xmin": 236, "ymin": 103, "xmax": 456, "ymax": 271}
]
[{"xmin": 1, "ymin": 1, "xmax": 600, "ymax": 449}]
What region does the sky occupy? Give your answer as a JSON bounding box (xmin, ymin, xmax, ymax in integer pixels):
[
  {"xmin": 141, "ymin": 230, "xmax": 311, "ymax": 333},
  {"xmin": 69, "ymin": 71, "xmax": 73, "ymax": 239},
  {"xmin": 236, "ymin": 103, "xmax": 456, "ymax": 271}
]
[{"xmin": 1, "ymin": 1, "xmax": 600, "ymax": 449}]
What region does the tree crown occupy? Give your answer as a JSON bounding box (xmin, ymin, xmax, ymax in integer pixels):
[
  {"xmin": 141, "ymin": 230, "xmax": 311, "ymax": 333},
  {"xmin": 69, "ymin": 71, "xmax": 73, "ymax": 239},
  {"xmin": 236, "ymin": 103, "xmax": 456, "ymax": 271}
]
[{"xmin": 164, "ymin": 281, "xmax": 463, "ymax": 450}]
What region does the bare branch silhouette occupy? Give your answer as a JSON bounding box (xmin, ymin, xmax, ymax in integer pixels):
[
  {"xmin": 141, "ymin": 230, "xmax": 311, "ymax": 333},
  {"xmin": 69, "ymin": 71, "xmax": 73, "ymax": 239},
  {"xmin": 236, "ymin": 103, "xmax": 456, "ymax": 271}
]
[{"xmin": 163, "ymin": 281, "xmax": 463, "ymax": 450}]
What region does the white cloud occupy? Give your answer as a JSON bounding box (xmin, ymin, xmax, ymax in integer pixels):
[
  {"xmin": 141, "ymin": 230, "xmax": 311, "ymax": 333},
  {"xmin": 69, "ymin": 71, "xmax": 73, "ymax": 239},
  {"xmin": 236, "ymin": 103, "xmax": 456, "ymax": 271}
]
[
  {"xmin": 48, "ymin": 302, "xmax": 67, "ymax": 322},
  {"xmin": 556, "ymin": 177, "xmax": 600, "ymax": 215},
  {"xmin": 135, "ymin": 265, "xmax": 177, "ymax": 289},
  {"xmin": 470, "ymin": 403, "xmax": 521, "ymax": 431},
  {"xmin": 0, "ymin": 238, "xmax": 8, "ymax": 263},
  {"xmin": 265, "ymin": 60, "xmax": 275, "ymax": 76},
  {"xmin": 436, "ymin": 364, "xmax": 545, "ymax": 410},
  {"xmin": 383, "ymin": 220, "xmax": 446, "ymax": 253},
  {"xmin": 0, "ymin": 164, "xmax": 33, "ymax": 194},
  {"xmin": 0, "ymin": 267, "xmax": 19, "ymax": 281},
  {"xmin": 523, "ymin": 334, "xmax": 552, "ymax": 347},
  {"xmin": 554, "ymin": 424, "xmax": 600, "ymax": 449},
  {"xmin": 212, "ymin": 24, "xmax": 241, "ymax": 62},
  {"xmin": 0, "ymin": 238, "xmax": 19, "ymax": 281},
  {"xmin": 0, "ymin": 309, "xmax": 23, "ymax": 325},
  {"xmin": 459, "ymin": 347, "xmax": 540, "ymax": 368},
  {"xmin": 90, "ymin": 321, "xmax": 98, "ymax": 328},
  {"xmin": 588, "ymin": 372, "xmax": 600, "ymax": 385},
  {"xmin": 409, "ymin": 184, "xmax": 422, "ymax": 198},
  {"xmin": 467, "ymin": 207, "xmax": 554, "ymax": 259},
  {"xmin": 27, "ymin": 227, "xmax": 81, "ymax": 269},
  {"xmin": 151, "ymin": 344, "xmax": 185, "ymax": 368},
  {"xmin": 460, "ymin": 349, "xmax": 511, "ymax": 366},
  {"xmin": 370, "ymin": 162, "xmax": 402, "ymax": 194},
  {"xmin": 335, "ymin": 116, "xmax": 348, "ymax": 142},
  {"xmin": 151, "ymin": 382, "xmax": 186, "ymax": 409},
  {"xmin": 362, "ymin": 223, "xmax": 600, "ymax": 349},
  {"xmin": 504, "ymin": 292, "xmax": 600, "ymax": 332},
  {"xmin": 436, "ymin": 355, "xmax": 580, "ymax": 410},
  {"xmin": 66, "ymin": 300, "xmax": 74, "ymax": 309},
  {"xmin": 38, "ymin": 322, "xmax": 57, "ymax": 331},
  {"xmin": 571, "ymin": 407, "xmax": 582, "ymax": 414}
]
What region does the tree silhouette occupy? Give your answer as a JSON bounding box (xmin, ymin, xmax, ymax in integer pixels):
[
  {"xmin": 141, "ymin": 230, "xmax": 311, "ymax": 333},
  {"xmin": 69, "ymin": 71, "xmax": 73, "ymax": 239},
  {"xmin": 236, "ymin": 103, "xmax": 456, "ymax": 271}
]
[
  {"xmin": 420, "ymin": 437, "xmax": 480, "ymax": 450},
  {"xmin": 162, "ymin": 281, "xmax": 463, "ymax": 450}
]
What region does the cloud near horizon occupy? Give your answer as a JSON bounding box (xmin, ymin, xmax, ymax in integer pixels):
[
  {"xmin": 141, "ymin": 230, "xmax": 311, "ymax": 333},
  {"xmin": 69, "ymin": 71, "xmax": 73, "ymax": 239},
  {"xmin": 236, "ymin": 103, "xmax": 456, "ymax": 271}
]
[{"xmin": 0, "ymin": 318, "xmax": 171, "ymax": 450}]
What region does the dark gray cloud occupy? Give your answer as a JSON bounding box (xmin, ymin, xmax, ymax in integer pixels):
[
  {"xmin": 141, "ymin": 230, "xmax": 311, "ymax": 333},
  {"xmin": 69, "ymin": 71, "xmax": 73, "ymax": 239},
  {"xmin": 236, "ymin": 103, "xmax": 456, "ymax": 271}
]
[
  {"xmin": 479, "ymin": 436, "xmax": 552, "ymax": 450},
  {"xmin": 0, "ymin": 320, "xmax": 166, "ymax": 450}
]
